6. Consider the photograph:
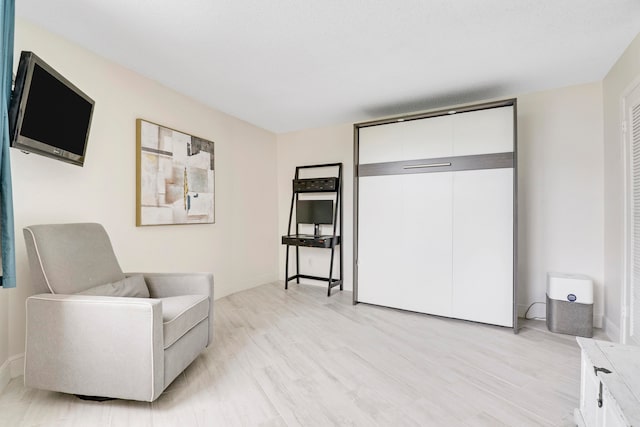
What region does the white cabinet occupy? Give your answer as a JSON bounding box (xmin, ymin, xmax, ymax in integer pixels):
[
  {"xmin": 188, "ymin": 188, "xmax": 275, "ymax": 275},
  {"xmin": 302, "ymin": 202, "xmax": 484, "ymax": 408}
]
[
  {"xmin": 355, "ymin": 100, "xmax": 516, "ymax": 328},
  {"xmin": 575, "ymin": 338, "xmax": 640, "ymax": 427},
  {"xmin": 602, "ymin": 393, "xmax": 628, "ymax": 427},
  {"xmin": 358, "ymin": 114, "xmax": 453, "ymax": 164},
  {"xmin": 452, "ymin": 105, "xmax": 514, "ymax": 156}
]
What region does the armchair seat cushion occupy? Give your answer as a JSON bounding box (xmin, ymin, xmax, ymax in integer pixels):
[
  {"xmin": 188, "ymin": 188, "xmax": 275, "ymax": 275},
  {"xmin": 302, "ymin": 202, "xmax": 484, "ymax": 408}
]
[{"xmin": 161, "ymin": 295, "xmax": 209, "ymax": 349}]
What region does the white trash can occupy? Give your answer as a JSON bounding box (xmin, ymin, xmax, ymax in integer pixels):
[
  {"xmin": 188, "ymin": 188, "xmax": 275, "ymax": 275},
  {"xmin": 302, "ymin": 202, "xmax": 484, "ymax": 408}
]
[{"xmin": 546, "ymin": 273, "xmax": 593, "ymax": 337}]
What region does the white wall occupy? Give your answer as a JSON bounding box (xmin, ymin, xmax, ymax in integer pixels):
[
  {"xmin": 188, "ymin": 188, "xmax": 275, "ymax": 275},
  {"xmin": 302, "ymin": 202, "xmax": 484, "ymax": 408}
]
[
  {"xmin": 518, "ymin": 84, "xmax": 604, "ymax": 323},
  {"xmin": 603, "ymin": 31, "xmax": 640, "ymax": 342},
  {"xmin": 0, "ymin": 18, "xmax": 279, "ymax": 389},
  {"xmin": 277, "ymin": 84, "xmax": 605, "ymax": 327}
]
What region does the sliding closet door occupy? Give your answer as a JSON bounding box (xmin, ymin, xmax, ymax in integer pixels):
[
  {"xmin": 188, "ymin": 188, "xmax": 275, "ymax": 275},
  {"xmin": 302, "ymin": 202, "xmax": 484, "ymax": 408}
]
[{"xmin": 358, "ymin": 173, "xmax": 453, "ymax": 315}]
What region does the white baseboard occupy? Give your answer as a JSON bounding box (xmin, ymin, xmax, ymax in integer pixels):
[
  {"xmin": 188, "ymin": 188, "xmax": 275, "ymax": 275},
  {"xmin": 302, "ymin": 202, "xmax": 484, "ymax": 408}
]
[
  {"xmin": 605, "ymin": 316, "xmax": 621, "ymax": 343},
  {"xmin": 10, "ymin": 354, "xmax": 24, "ymax": 379},
  {"xmin": 517, "ymin": 303, "xmax": 546, "ymax": 319},
  {"xmin": 0, "ymin": 353, "xmax": 24, "ymax": 395},
  {"xmin": 593, "ymin": 314, "xmax": 603, "ymax": 329},
  {"xmin": 0, "ymin": 358, "xmax": 9, "ymax": 394}
]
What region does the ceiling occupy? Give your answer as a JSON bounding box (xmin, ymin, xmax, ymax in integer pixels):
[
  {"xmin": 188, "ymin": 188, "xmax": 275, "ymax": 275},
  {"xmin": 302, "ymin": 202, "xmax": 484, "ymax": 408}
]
[{"xmin": 16, "ymin": 0, "xmax": 640, "ymax": 133}]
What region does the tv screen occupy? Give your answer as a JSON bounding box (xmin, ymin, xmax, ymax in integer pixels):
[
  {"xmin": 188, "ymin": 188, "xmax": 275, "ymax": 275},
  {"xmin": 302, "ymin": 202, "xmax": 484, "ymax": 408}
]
[
  {"xmin": 296, "ymin": 199, "xmax": 334, "ymax": 225},
  {"xmin": 9, "ymin": 51, "xmax": 94, "ymax": 166}
]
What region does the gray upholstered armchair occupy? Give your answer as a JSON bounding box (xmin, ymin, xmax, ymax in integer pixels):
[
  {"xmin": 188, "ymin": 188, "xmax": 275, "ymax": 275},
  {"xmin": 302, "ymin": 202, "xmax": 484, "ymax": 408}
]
[{"xmin": 22, "ymin": 223, "xmax": 214, "ymax": 402}]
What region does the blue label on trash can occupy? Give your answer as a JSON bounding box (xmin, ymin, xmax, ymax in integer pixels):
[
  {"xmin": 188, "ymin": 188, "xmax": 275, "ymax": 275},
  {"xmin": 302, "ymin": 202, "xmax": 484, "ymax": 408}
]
[{"xmin": 567, "ymin": 293, "xmax": 577, "ymax": 302}]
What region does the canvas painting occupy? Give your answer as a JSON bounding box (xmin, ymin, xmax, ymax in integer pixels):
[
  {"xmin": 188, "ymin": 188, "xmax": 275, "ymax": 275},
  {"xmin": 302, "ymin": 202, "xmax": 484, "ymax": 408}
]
[{"xmin": 136, "ymin": 119, "xmax": 215, "ymax": 226}]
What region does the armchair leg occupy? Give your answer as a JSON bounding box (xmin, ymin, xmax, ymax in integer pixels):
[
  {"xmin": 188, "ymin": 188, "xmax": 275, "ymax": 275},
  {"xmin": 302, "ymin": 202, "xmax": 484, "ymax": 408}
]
[{"xmin": 76, "ymin": 395, "xmax": 116, "ymax": 402}]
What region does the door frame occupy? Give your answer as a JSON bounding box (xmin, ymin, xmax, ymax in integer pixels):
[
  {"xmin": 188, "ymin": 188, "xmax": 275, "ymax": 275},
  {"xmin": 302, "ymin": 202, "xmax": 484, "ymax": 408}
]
[{"xmin": 622, "ymin": 77, "xmax": 640, "ymax": 344}]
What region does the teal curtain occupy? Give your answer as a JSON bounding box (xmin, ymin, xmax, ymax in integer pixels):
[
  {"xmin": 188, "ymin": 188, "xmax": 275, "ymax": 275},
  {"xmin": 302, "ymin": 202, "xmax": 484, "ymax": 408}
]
[{"xmin": 0, "ymin": 0, "xmax": 15, "ymax": 288}]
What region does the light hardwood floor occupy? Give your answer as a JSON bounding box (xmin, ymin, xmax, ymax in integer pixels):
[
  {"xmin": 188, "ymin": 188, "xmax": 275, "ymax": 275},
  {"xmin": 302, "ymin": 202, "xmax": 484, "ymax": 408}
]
[{"xmin": 0, "ymin": 282, "xmax": 602, "ymax": 426}]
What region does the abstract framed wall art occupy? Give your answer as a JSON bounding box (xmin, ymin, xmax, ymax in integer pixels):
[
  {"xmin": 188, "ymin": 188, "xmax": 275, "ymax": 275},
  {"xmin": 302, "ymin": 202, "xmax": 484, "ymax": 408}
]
[{"xmin": 136, "ymin": 119, "xmax": 215, "ymax": 226}]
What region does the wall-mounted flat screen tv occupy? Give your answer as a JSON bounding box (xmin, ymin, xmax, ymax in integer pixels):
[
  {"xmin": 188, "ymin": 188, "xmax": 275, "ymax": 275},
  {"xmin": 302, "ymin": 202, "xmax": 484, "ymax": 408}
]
[{"xmin": 8, "ymin": 51, "xmax": 95, "ymax": 167}]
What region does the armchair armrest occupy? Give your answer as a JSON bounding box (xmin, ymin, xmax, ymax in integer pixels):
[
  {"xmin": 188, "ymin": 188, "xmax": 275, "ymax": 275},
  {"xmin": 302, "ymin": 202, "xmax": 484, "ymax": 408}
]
[
  {"xmin": 25, "ymin": 294, "xmax": 164, "ymax": 402},
  {"xmin": 128, "ymin": 272, "xmax": 214, "ymax": 347}
]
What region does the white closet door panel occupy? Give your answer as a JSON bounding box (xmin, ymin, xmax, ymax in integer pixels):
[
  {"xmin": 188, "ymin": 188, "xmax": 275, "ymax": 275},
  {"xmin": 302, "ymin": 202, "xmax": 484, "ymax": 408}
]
[
  {"xmin": 452, "ymin": 168, "xmax": 513, "ymax": 327},
  {"xmin": 358, "ymin": 176, "xmax": 405, "ymax": 309},
  {"xmin": 452, "ymin": 106, "xmax": 513, "ymax": 156},
  {"xmin": 401, "ymin": 173, "xmax": 453, "ymax": 316},
  {"xmin": 358, "ymin": 115, "xmax": 453, "ymax": 164},
  {"xmin": 357, "ymin": 173, "xmax": 453, "ymax": 316}
]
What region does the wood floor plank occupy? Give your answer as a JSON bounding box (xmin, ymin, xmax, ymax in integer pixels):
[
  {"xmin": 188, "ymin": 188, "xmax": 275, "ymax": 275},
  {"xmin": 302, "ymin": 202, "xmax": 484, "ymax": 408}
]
[{"xmin": 0, "ymin": 281, "xmax": 604, "ymax": 426}]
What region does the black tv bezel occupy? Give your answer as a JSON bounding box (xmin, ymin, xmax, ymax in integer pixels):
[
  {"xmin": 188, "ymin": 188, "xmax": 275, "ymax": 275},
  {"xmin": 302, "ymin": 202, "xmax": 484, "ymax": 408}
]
[{"xmin": 8, "ymin": 51, "xmax": 95, "ymax": 167}]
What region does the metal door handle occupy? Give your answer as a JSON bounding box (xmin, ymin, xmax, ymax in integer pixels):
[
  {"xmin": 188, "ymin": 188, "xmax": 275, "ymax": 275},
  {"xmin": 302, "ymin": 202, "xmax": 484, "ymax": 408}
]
[
  {"xmin": 594, "ymin": 366, "xmax": 612, "ymax": 376},
  {"xmin": 403, "ymin": 162, "xmax": 451, "ymax": 170},
  {"xmin": 594, "ymin": 367, "xmax": 611, "ymax": 409},
  {"xmin": 598, "ymin": 381, "xmax": 604, "ymax": 408}
]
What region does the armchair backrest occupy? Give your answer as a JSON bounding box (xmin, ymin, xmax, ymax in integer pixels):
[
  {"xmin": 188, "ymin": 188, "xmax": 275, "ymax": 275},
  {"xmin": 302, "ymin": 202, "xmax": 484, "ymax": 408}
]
[{"xmin": 23, "ymin": 223, "xmax": 126, "ymax": 295}]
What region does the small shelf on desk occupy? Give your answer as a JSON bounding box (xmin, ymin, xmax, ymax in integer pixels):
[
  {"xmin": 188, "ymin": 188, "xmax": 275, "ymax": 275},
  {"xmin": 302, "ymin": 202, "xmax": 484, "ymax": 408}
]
[{"xmin": 293, "ymin": 177, "xmax": 339, "ymax": 193}]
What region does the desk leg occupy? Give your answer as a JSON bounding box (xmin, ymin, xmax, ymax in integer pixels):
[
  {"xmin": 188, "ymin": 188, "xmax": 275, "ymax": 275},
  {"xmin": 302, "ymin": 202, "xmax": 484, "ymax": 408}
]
[
  {"xmin": 285, "ymin": 245, "xmax": 290, "ymax": 290},
  {"xmin": 328, "ymin": 247, "xmax": 336, "ymax": 296},
  {"xmin": 339, "ymin": 243, "xmax": 343, "ymax": 291},
  {"xmin": 295, "ymin": 246, "xmax": 300, "ymax": 284}
]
